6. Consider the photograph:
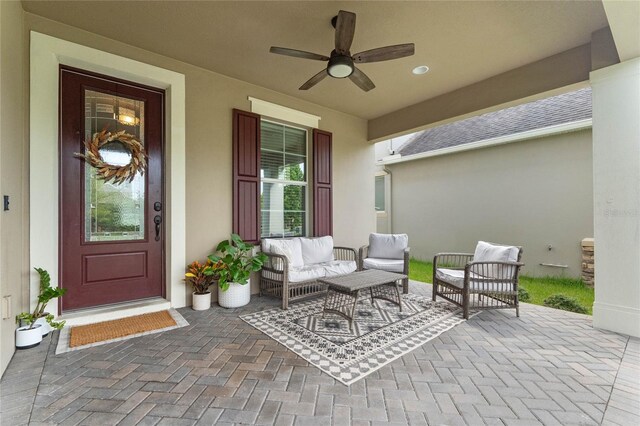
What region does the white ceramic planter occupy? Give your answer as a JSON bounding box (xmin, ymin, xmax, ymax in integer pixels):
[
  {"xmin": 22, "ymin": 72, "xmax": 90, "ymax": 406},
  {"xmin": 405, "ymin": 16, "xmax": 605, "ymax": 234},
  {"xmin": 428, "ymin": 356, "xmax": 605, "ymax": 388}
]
[
  {"xmin": 20, "ymin": 315, "xmax": 52, "ymax": 337},
  {"xmin": 192, "ymin": 291, "xmax": 212, "ymax": 311},
  {"xmin": 218, "ymin": 280, "xmax": 251, "ymax": 308},
  {"xmin": 16, "ymin": 324, "xmax": 43, "ymax": 349}
]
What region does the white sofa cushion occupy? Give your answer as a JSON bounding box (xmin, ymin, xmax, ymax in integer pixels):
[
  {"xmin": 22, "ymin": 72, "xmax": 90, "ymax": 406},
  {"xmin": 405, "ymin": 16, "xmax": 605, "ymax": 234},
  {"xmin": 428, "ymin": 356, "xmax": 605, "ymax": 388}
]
[
  {"xmin": 436, "ymin": 268, "xmax": 514, "ymax": 292},
  {"xmin": 288, "ymin": 265, "xmax": 326, "ymax": 283},
  {"xmin": 473, "ymin": 241, "xmax": 519, "ymax": 277},
  {"xmin": 363, "ymin": 257, "xmax": 404, "ymax": 273},
  {"xmin": 262, "ymin": 238, "xmax": 304, "ymax": 268},
  {"xmin": 320, "ymin": 260, "xmax": 357, "ymax": 277},
  {"xmin": 474, "ymin": 241, "xmax": 519, "ymax": 263},
  {"xmin": 368, "ymin": 233, "xmax": 408, "ymax": 259},
  {"xmin": 436, "ymin": 268, "xmax": 465, "ymax": 288},
  {"xmin": 282, "ymin": 260, "xmax": 355, "ymax": 283},
  {"xmin": 300, "ymin": 236, "xmax": 334, "ymax": 265}
]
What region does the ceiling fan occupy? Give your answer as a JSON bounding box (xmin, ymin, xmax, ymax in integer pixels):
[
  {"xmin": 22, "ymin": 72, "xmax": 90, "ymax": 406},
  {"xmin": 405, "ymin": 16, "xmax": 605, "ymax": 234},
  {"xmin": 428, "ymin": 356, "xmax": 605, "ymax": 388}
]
[{"xmin": 270, "ymin": 10, "xmax": 415, "ymax": 92}]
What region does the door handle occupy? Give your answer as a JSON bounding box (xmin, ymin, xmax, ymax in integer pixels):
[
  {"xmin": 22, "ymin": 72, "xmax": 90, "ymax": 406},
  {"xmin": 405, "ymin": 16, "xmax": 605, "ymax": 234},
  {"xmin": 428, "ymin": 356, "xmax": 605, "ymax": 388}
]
[{"xmin": 154, "ymin": 215, "xmax": 162, "ymax": 241}]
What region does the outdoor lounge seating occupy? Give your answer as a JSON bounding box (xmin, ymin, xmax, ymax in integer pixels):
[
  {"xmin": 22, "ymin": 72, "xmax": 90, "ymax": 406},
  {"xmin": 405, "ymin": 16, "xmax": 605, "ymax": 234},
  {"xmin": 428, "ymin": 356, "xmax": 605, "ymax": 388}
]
[
  {"xmin": 433, "ymin": 241, "xmax": 524, "ymax": 319},
  {"xmin": 358, "ymin": 233, "xmax": 410, "ymax": 293},
  {"xmin": 259, "ymin": 236, "xmax": 357, "ymax": 309}
]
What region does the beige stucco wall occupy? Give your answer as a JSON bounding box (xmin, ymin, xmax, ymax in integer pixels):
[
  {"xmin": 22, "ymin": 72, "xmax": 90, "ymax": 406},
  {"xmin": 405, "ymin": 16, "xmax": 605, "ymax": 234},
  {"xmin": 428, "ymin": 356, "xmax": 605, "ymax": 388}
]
[
  {"xmin": 387, "ymin": 129, "xmax": 593, "ymax": 278},
  {"xmin": 21, "ymin": 13, "xmax": 373, "ymax": 298},
  {"xmin": 0, "ymin": 0, "xmax": 27, "ymax": 375}
]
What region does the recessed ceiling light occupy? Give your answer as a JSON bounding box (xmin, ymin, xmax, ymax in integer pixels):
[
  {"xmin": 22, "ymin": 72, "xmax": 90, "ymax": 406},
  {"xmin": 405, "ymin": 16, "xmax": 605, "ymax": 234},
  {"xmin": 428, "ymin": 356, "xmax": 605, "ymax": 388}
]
[{"xmin": 412, "ymin": 65, "xmax": 430, "ymax": 75}]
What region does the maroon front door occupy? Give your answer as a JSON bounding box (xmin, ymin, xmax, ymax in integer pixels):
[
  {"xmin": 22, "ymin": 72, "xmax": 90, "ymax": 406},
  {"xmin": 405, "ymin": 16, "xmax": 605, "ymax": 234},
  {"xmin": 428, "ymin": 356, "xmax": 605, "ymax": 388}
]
[{"xmin": 59, "ymin": 67, "xmax": 165, "ymax": 311}]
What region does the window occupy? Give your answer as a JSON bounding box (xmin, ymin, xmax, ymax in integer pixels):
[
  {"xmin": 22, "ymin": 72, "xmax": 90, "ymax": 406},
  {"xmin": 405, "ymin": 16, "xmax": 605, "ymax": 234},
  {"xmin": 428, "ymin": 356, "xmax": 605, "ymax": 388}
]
[
  {"xmin": 375, "ymin": 175, "xmax": 385, "ymax": 212},
  {"xmin": 232, "ymin": 109, "xmax": 331, "ymax": 242},
  {"xmin": 260, "ymin": 120, "xmax": 307, "ymax": 238}
]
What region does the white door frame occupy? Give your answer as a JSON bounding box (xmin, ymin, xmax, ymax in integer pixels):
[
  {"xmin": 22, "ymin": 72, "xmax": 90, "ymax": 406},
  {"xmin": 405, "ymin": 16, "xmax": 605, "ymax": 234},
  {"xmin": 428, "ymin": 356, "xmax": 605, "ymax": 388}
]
[{"xmin": 29, "ymin": 32, "xmax": 187, "ymax": 311}]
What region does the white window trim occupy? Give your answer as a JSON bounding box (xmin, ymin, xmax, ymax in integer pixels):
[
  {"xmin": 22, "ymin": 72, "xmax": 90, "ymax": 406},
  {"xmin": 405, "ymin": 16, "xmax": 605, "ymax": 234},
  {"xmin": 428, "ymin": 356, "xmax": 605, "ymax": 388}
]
[
  {"xmin": 262, "ymin": 178, "xmax": 307, "ymax": 186},
  {"xmin": 249, "ymin": 97, "xmax": 320, "ymax": 128}
]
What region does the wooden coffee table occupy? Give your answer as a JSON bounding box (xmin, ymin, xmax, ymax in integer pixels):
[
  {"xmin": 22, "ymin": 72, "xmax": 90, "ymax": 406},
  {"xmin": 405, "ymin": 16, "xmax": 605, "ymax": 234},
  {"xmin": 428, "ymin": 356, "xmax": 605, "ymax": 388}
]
[{"xmin": 319, "ymin": 269, "xmax": 408, "ymax": 330}]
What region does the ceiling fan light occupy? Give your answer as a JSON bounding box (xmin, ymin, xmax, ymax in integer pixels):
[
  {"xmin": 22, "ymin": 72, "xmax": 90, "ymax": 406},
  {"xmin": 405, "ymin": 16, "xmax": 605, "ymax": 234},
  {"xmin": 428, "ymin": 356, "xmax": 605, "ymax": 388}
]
[
  {"xmin": 327, "ymin": 55, "xmax": 354, "ymax": 78},
  {"xmin": 412, "ymin": 65, "xmax": 429, "ymax": 75}
]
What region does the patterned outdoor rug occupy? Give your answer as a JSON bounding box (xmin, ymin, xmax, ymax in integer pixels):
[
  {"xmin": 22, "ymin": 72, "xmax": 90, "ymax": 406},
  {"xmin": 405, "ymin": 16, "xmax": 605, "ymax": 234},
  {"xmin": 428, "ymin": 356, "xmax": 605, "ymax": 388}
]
[{"xmin": 241, "ymin": 294, "xmax": 472, "ymax": 385}]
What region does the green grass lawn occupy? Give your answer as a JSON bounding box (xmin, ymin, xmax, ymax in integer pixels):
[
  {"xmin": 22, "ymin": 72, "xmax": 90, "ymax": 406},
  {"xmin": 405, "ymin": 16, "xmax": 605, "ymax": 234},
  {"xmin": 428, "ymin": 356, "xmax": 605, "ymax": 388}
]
[{"xmin": 409, "ymin": 259, "xmax": 594, "ymax": 314}]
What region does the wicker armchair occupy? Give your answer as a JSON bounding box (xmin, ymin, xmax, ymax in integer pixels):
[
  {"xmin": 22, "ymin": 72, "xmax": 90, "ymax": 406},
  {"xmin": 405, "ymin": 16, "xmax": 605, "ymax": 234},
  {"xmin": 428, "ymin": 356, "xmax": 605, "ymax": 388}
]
[
  {"xmin": 432, "ymin": 243, "xmax": 523, "ymax": 319},
  {"xmin": 260, "ymin": 246, "xmax": 357, "ymax": 310},
  {"xmin": 358, "ymin": 233, "xmax": 410, "ymax": 294}
]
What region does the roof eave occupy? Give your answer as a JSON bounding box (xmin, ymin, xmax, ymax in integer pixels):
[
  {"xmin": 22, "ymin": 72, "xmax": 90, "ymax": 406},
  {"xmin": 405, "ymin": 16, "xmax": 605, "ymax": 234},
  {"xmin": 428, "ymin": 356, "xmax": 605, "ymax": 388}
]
[{"xmin": 380, "ymin": 118, "xmax": 592, "ymax": 165}]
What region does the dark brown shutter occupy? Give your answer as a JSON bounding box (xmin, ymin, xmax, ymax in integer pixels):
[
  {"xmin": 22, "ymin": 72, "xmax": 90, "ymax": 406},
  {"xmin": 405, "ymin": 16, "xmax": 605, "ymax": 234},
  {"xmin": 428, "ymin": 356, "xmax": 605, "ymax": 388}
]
[
  {"xmin": 232, "ymin": 109, "xmax": 261, "ymax": 243},
  {"xmin": 313, "ymin": 129, "xmax": 333, "ymax": 236}
]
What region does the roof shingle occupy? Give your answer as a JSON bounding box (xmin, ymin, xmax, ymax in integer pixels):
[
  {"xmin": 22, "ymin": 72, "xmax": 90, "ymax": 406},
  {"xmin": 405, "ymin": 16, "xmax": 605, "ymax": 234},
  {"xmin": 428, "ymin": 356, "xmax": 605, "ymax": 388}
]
[{"xmin": 398, "ymin": 88, "xmax": 592, "ymax": 156}]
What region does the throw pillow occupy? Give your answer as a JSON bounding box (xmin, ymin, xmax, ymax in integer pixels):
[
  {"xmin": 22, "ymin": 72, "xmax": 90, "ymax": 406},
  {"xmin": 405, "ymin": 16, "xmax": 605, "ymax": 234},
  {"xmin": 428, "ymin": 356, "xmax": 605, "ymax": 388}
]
[
  {"xmin": 268, "ymin": 238, "xmax": 304, "ymax": 268},
  {"xmin": 473, "ymin": 241, "xmax": 519, "ymax": 277},
  {"xmin": 300, "ymin": 236, "xmax": 334, "ymax": 265},
  {"xmin": 368, "ymin": 233, "xmax": 408, "ymax": 259}
]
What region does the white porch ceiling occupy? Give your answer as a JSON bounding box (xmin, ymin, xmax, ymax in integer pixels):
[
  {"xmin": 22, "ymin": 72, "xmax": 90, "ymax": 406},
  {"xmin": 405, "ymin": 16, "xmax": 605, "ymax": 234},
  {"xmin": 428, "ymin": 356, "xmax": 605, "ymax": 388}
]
[{"xmin": 22, "ymin": 1, "xmax": 609, "ymax": 120}]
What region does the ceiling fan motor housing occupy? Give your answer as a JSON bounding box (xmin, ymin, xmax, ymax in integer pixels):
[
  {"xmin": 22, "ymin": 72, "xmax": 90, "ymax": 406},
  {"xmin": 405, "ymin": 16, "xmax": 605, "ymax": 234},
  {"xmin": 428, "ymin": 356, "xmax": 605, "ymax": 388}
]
[{"xmin": 327, "ymin": 53, "xmax": 354, "ymax": 78}]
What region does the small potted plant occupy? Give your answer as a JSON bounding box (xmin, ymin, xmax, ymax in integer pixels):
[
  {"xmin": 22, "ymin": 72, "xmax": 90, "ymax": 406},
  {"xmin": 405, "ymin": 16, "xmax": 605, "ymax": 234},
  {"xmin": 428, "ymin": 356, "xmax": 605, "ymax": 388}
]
[
  {"xmin": 16, "ymin": 267, "xmax": 66, "ymax": 349},
  {"xmin": 185, "ymin": 259, "xmax": 216, "ymax": 311},
  {"xmin": 208, "ymin": 234, "xmax": 266, "ymax": 308}
]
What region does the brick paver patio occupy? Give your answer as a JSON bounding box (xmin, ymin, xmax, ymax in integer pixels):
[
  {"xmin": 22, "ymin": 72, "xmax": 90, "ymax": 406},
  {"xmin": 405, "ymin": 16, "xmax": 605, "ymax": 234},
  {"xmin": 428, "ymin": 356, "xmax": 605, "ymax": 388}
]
[{"xmin": 1, "ymin": 281, "xmax": 638, "ymax": 425}]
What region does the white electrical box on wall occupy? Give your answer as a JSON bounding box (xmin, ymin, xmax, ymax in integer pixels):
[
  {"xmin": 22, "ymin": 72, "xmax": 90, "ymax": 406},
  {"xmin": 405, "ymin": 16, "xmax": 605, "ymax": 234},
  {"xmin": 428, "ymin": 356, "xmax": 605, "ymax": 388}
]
[{"xmin": 1, "ymin": 295, "xmax": 11, "ymax": 320}]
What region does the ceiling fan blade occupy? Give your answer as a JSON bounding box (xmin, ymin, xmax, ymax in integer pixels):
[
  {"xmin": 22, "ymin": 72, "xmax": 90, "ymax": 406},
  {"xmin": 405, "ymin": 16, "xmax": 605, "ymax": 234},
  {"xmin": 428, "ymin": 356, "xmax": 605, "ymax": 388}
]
[
  {"xmin": 299, "ymin": 69, "xmax": 328, "ymax": 90},
  {"xmin": 335, "ymin": 10, "xmax": 356, "ymax": 54},
  {"xmin": 349, "ymin": 67, "xmax": 375, "ymax": 92},
  {"xmin": 353, "ymin": 43, "xmax": 415, "ymax": 63},
  {"xmin": 270, "ymin": 47, "xmax": 329, "ymax": 61}
]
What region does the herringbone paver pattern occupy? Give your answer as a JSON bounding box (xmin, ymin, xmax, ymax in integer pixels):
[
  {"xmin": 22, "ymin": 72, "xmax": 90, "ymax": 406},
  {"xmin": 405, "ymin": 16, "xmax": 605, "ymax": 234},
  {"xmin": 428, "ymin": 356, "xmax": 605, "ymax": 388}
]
[{"xmin": 1, "ymin": 281, "xmax": 637, "ymax": 425}]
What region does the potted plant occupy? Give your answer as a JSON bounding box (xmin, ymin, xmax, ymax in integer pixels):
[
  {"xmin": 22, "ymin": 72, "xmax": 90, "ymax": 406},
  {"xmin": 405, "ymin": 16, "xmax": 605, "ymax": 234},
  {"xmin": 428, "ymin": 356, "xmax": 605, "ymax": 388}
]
[
  {"xmin": 208, "ymin": 234, "xmax": 266, "ymax": 308},
  {"xmin": 185, "ymin": 259, "xmax": 216, "ymax": 310},
  {"xmin": 16, "ymin": 267, "xmax": 67, "ymax": 349}
]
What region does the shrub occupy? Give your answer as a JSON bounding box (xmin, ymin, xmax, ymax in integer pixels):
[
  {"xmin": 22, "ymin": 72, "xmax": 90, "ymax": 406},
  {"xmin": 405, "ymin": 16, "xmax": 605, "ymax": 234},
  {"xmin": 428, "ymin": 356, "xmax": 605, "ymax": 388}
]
[
  {"xmin": 518, "ymin": 287, "xmax": 531, "ymax": 303},
  {"xmin": 543, "ymin": 294, "xmax": 588, "ymax": 314}
]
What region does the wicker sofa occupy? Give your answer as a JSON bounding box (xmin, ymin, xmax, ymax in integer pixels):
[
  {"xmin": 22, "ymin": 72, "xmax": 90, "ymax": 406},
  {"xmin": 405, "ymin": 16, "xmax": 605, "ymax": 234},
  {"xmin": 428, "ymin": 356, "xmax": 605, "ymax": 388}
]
[
  {"xmin": 433, "ymin": 241, "xmax": 524, "ymax": 319},
  {"xmin": 259, "ymin": 236, "xmax": 357, "ymax": 309}
]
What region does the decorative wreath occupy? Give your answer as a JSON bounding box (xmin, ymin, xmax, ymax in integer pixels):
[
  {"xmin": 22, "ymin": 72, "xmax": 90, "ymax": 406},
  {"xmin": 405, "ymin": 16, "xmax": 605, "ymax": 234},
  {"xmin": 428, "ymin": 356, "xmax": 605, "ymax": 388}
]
[{"xmin": 74, "ymin": 129, "xmax": 147, "ymax": 184}]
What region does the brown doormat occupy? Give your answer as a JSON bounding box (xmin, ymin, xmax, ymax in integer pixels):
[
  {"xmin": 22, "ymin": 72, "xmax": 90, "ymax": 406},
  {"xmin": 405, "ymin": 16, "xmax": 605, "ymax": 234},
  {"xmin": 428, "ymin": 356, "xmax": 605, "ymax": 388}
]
[{"xmin": 69, "ymin": 310, "xmax": 177, "ymax": 347}]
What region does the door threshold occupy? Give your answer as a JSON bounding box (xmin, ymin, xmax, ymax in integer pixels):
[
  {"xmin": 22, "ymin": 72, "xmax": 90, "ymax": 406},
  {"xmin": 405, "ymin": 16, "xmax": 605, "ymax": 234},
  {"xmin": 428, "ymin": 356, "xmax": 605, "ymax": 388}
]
[{"xmin": 59, "ymin": 298, "xmax": 171, "ymax": 327}]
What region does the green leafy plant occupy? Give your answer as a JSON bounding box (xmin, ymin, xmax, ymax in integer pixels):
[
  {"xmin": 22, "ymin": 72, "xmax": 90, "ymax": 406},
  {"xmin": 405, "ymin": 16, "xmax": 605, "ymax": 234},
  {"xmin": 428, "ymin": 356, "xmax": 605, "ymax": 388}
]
[
  {"xmin": 16, "ymin": 312, "xmax": 36, "ymax": 326},
  {"xmin": 543, "ymin": 294, "xmax": 588, "ymax": 314},
  {"xmin": 518, "ymin": 286, "xmax": 531, "ymax": 303},
  {"xmin": 208, "ymin": 234, "xmax": 267, "ymax": 292},
  {"xmin": 184, "ymin": 259, "xmax": 216, "ymax": 294},
  {"xmin": 16, "ymin": 267, "xmax": 67, "ymax": 330}
]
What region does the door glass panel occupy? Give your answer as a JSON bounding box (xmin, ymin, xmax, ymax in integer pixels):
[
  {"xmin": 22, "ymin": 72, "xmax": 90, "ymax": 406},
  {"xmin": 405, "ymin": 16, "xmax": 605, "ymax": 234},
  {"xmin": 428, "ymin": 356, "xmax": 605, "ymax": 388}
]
[{"xmin": 84, "ymin": 90, "xmax": 145, "ymax": 242}]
